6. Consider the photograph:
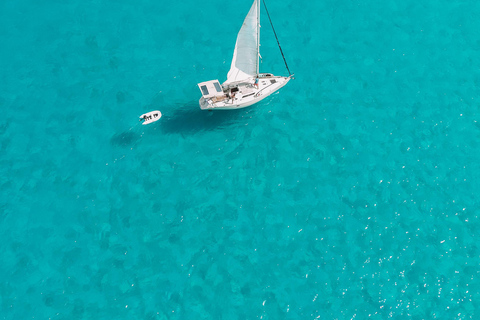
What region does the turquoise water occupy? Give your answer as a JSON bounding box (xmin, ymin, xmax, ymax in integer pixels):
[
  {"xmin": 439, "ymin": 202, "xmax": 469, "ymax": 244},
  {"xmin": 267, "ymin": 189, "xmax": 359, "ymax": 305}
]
[{"xmin": 2, "ymin": 0, "xmax": 480, "ymax": 318}]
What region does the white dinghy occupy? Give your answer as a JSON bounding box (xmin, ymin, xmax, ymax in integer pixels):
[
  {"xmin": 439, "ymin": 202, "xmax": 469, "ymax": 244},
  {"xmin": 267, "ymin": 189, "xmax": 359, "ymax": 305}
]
[
  {"xmin": 139, "ymin": 110, "xmax": 162, "ymax": 125},
  {"xmin": 198, "ymin": 0, "xmax": 293, "ymax": 110}
]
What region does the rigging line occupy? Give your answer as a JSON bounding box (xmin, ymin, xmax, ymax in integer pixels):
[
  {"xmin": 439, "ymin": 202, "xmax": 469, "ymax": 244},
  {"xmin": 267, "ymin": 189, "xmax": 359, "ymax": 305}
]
[{"xmin": 262, "ymin": 0, "xmax": 292, "ymax": 76}]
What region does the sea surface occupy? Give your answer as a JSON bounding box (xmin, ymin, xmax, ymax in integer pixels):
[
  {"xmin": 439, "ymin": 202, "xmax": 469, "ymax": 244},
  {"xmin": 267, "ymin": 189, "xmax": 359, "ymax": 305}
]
[{"xmin": 2, "ymin": 0, "xmax": 480, "ymax": 319}]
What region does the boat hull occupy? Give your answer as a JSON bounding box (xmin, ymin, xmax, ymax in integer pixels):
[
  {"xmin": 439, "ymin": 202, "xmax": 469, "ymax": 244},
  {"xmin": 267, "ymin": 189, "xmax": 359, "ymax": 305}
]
[
  {"xmin": 199, "ymin": 75, "xmax": 291, "ymax": 110},
  {"xmin": 139, "ymin": 110, "xmax": 162, "ymax": 125}
]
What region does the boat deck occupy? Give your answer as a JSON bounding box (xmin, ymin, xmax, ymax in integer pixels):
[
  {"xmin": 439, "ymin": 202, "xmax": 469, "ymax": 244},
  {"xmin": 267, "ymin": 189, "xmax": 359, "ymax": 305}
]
[{"xmin": 200, "ymin": 75, "xmax": 291, "ymax": 110}]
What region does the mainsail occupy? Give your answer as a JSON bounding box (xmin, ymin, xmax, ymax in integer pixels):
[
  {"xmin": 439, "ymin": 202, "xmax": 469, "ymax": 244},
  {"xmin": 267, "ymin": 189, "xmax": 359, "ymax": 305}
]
[{"xmin": 224, "ymin": 0, "xmax": 260, "ymax": 85}]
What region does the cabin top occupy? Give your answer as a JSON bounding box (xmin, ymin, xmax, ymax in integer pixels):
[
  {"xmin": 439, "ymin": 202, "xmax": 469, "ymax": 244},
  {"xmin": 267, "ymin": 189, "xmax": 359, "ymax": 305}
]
[{"xmin": 197, "ymin": 80, "xmax": 224, "ymax": 99}]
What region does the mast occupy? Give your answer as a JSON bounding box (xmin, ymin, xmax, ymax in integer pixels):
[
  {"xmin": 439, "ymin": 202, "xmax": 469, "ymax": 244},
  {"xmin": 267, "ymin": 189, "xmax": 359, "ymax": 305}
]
[{"xmin": 256, "ymin": 0, "xmax": 260, "ymax": 76}]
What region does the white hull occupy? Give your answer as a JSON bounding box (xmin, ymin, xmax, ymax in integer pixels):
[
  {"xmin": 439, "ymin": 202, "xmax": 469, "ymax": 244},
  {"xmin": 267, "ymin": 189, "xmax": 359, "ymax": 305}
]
[
  {"xmin": 139, "ymin": 110, "xmax": 162, "ymax": 125},
  {"xmin": 199, "ymin": 75, "xmax": 291, "ymax": 110}
]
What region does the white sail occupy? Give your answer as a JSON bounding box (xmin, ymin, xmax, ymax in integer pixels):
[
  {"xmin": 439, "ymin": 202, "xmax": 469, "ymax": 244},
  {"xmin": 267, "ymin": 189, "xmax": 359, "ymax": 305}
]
[{"xmin": 224, "ymin": 0, "xmax": 259, "ymax": 85}]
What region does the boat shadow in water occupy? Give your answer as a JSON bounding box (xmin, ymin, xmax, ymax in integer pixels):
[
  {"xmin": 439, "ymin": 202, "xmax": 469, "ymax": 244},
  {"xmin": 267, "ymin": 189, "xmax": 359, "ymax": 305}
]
[
  {"xmin": 160, "ymin": 102, "xmax": 252, "ymax": 134},
  {"xmin": 110, "ymin": 130, "xmax": 141, "ymax": 147}
]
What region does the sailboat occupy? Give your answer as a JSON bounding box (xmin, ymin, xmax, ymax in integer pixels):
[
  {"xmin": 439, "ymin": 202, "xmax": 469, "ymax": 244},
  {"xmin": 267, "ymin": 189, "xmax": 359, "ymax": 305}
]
[{"xmin": 197, "ymin": 0, "xmax": 293, "ymax": 110}]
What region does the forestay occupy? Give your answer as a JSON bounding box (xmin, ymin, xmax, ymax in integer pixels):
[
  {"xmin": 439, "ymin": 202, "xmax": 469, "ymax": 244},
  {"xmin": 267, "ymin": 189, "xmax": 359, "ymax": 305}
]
[{"xmin": 224, "ymin": 0, "xmax": 259, "ymax": 85}]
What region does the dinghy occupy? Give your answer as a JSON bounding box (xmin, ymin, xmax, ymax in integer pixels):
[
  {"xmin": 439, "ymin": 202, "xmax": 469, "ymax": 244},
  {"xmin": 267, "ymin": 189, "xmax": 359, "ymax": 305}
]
[{"xmin": 139, "ymin": 111, "xmax": 162, "ymax": 125}]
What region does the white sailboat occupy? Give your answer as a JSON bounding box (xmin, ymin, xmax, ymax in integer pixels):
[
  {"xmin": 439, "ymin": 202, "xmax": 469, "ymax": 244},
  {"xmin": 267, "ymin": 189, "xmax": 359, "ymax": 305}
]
[{"xmin": 198, "ymin": 0, "xmax": 293, "ymax": 110}]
